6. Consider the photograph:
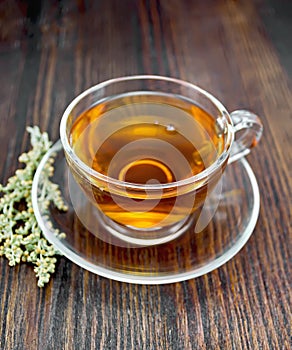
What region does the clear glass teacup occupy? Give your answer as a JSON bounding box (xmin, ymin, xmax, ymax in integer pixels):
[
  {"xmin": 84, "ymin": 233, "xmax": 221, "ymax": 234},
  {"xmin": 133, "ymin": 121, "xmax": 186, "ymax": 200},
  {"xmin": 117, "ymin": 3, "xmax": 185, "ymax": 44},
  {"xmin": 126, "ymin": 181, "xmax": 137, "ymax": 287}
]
[{"xmin": 60, "ymin": 76, "xmax": 262, "ymax": 246}]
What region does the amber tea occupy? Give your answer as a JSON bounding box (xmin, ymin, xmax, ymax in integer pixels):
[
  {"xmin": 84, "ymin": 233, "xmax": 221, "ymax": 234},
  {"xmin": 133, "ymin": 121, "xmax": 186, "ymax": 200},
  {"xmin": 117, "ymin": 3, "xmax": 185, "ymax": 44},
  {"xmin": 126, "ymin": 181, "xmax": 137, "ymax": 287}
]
[{"xmin": 68, "ymin": 93, "xmax": 226, "ymax": 229}]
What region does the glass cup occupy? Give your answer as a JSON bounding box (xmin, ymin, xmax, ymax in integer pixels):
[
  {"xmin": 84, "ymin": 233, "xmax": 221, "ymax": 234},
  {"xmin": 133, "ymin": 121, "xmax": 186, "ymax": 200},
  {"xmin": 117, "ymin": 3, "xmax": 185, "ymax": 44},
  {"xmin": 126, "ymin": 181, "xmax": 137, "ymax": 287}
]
[{"xmin": 60, "ymin": 75, "xmax": 262, "ymax": 246}]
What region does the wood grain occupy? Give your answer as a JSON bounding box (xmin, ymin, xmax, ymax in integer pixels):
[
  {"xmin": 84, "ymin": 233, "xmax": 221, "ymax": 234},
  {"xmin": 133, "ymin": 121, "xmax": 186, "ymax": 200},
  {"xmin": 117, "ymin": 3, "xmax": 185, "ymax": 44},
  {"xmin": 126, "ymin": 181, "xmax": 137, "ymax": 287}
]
[{"xmin": 0, "ymin": 0, "xmax": 291, "ymax": 349}]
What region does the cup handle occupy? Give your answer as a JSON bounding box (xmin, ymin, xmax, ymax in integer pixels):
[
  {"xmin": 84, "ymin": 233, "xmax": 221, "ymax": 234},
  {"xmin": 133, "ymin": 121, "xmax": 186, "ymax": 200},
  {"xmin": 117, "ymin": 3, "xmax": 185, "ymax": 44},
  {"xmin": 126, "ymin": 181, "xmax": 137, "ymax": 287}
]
[{"xmin": 228, "ymin": 110, "xmax": 263, "ymax": 164}]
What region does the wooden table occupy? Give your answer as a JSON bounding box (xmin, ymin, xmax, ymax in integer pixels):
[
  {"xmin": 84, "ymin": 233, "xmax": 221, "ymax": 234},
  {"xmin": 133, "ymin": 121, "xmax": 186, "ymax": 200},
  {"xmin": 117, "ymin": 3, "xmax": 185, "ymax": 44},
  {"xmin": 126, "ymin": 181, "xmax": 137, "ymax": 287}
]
[{"xmin": 0, "ymin": 1, "xmax": 291, "ymax": 349}]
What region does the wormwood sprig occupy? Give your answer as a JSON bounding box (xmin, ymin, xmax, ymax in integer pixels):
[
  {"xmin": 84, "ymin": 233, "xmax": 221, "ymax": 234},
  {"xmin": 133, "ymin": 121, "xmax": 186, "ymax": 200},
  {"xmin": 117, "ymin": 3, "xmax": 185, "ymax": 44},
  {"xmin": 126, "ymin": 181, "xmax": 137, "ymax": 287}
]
[{"xmin": 0, "ymin": 126, "xmax": 67, "ymax": 287}]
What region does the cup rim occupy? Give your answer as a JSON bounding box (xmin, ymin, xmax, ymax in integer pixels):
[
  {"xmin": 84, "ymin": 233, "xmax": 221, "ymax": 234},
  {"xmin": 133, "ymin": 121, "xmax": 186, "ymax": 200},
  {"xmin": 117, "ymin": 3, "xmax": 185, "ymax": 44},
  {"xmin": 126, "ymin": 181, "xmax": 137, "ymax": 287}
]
[{"xmin": 60, "ymin": 75, "xmax": 233, "ymax": 190}]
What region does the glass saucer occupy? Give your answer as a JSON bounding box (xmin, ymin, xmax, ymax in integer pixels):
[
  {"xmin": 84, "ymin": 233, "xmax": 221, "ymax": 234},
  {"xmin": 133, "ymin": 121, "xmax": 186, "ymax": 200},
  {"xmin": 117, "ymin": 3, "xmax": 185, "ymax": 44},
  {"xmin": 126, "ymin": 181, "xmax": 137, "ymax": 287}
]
[{"xmin": 32, "ymin": 141, "xmax": 260, "ymax": 284}]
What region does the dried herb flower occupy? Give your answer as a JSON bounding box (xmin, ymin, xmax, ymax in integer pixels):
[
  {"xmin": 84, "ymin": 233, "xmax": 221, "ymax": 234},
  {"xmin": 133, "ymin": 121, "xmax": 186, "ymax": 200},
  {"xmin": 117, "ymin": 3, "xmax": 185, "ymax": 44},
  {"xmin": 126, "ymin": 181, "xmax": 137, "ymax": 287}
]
[{"xmin": 0, "ymin": 126, "xmax": 67, "ymax": 287}]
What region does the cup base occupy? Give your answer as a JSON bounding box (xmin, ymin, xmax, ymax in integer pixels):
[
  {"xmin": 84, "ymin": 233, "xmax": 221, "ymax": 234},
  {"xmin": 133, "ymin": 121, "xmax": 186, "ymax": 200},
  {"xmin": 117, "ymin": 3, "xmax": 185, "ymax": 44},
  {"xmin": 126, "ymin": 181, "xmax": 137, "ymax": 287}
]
[
  {"xmin": 97, "ymin": 212, "xmax": 195, "ymax": 246},
  {"xmin": 68, "ymin": 169, "xmax": 196, "ymax": 247}
]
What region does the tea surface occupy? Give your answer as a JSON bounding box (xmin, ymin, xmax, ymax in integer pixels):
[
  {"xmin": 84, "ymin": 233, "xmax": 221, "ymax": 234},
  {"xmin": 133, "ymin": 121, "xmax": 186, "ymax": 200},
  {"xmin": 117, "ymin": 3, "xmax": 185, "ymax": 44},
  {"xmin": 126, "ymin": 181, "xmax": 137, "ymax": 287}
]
[{"xmin": 70, "ymin": 93, "xmax": 224, "ymax": 184}]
